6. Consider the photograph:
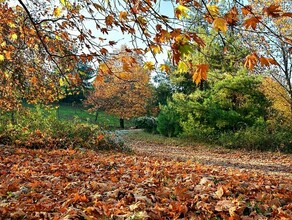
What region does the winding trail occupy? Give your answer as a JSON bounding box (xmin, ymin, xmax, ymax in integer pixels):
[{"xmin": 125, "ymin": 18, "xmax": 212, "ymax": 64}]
[{"xmin": 123, "ymin": 130, "xmax": 292, "ymax": 178}]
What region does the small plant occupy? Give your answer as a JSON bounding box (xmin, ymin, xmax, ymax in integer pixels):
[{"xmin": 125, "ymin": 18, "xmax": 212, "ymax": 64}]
[
  {"xmin": 157, "ymin": 104, "xmax": 182, "ymax": 137},
  {"xmin": 134, "ymin": 116, "xmax": 157, "ymax": 133}
]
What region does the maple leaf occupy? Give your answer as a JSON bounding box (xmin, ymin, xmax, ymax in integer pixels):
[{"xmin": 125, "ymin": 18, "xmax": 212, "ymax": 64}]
[
  {"xmin": 241, "ymin": 5, "xmax": 252, "ymax": 16},
  {"xmin": 53, "ymin": 7, "xmax": 62, "ymax": 17},
  {"xmin": 175, "ymin": 5, "xmax": 190, "ymax": 20},
  {"xmin": 193, "ymin": 1, "xmax": 201, "ymax": 8},
  {"xmin": 10, "ymin": 33, "xmax": 18, "ymax": 41},
  {"xmin": 160, "ymin": 64, "xmax": 171, "ymax": 73},
  {"xmin": 244, "ymin": 53, "xmax": 258, "ymax": 70},
  {"xmin": 92, "ymin": 3, "xmax": 104, "ymax": 12},
  {"xmin": 224, "ymin": 7, "xmax": 239, "ymax": 26},
  {"xmin": 99, "ymin": 63, "xmax": 110, "ymax": 74},
  {"xmin": 100, "ymin": 48, "xmax": 108, "ymax": 55},
  {"xmin": 192, "ymin": 64, "xmax": 208, "ymax": 85},
  {"xmin": 177, "ymin": 61, "xmax": 189, "ymax": 73},
  {"xmin": 0, "ymin": 54, "xmax": 4, "ymax": 61},
  {"xmin": 119, "ymin": 11, "xmax": 128, "ymax": 21},
  {"xmin": 150, "ymin": 44, "xmax": 162, "ymax": 54},
  {"xmin": 282, "ymin": 12, "xmax": 292, "ymax": 17},
  {"xmin": 30, "ymin": 76, "xmax": 38, "ymax": 85},
  {"xmin": 263, "ymin": 4, "xmax": 282, "ymax": 18},
  {"xmin": 207, "ymin": 4, "xmax": 219, "ymax": 17},
  {"xmin": 243, "ymin": 16, "xmax": 262, "ymax": 30},
  {"xmin": 94, "ymin": 75, "xmax": 103, "ymax": 82},
  {"xmin": 143, "ymin": 61, "xmax": 155, "ymax": 70},
  {"xmin": 105, "ymin": 15, "xmax": 114, "ymax": 27},
  {"xmin": 4, "ymin": 51, "xmax": 12, "ymax": 60},
  {"xmin": 212, "ymin": 18, "xmax": 228, "ymax": 33}
]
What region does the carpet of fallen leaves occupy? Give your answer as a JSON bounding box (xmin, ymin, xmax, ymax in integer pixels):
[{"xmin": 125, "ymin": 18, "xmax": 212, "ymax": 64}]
[{"xmin": 0, "ymin": 146, "xmax": 292, "ymax": 220}]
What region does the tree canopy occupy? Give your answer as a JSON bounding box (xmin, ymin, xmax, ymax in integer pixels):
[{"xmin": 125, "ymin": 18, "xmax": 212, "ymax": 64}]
[{"xmin": 0, "ymin": 0, "xmax": 291, "ymax": 110}]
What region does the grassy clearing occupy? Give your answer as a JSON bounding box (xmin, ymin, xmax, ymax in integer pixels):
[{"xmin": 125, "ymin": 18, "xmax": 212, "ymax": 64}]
[
  {"xmin": 124, "ymin": 129, "xmax": 206, "ymax": 148},
  {"xmin": 23, "ymin": 103, "xmax": 135, "ymax": 129}
]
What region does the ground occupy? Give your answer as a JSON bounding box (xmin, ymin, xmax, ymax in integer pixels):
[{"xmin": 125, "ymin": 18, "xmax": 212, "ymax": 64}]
[
  {"xmin": 0, "ymin": 131, "xmax": 291, "ymax": 219},
  {"xmin": 125, "ymin": 130, "xmax": 292, "ymax": 177}
]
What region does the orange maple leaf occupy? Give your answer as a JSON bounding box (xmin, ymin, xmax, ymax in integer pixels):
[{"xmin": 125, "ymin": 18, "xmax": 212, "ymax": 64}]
[
  {"xmin": 241, "ymin": 5, "xmax": 252, "ymax": 16},
  {"xmin": 100, "ymin": 48, "xmax": 108, "ymax": 55},
  {"xmin": 263, "ymin": 4, "xmax": 282, "ymax": 18},
  {"xmin": 244, "ymin": 53, "xmax": 258, "ymax": 70},
  {"xmin": 105, "ymin": 15, "xmax": 114, "ymax": 27},
  {"xmin": 243, "ymin": 16, "xmax": 262, "ymax": 30},
  {"xmin": 224, "ymin": 7, "xmax": 239, "ymax": 26},
  {"xmin": 119, "ymin": 11, "xmax": 128, "ymax": 21},
  {"xmin": 192, "ymin": 64, "xmax": 208, "ymax": 85}
]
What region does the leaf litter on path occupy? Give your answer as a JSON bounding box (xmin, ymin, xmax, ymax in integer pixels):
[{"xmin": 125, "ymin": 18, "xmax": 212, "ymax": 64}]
[{"xmin": 0, "ymin": 145, "xmax": 291, "ymax": 219}]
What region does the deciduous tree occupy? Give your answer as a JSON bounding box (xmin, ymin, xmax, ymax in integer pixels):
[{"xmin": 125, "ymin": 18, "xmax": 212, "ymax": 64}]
[{"xmin": 84, "ymin": 47, "xmax": 152, "ymax": 128}]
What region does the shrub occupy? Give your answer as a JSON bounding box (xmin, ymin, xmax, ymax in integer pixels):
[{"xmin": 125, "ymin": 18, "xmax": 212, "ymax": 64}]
[
  {"xmin": 134, "ymin": 116, "xmax": 157, "ymax": 133},
  {"xmin": 157, "ymin": 104, "xmax": 182, "ymax": 137},
  {"xmin": 0, "ymin": 106, "xmax": 128, "ymax": 152},
  {"xmin": 218, "ymin": 124, "xmax": 292, "ymax": 152}
]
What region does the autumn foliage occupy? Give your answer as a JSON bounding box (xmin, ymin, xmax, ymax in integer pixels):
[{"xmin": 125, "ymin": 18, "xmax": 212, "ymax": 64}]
[
  {"xmin": 84, "ymin": 47, "xmax": 152, "ymax": 121},
  {"xmin": 0, "ymin": 0, "xmax": 291, "ymax": 109},
  {"xmin": 0, "ymin": 147, "xmax": 291, "ymax": 219}
]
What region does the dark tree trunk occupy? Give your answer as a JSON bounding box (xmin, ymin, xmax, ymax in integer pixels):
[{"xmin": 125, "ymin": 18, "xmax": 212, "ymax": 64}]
[
  {"xmin": 120, "ymin": 118, "xmax": 124, "ymax": 129},
  {"xmin": 95, "ymin": 111, "xmax": 99, "ymax": 122}
]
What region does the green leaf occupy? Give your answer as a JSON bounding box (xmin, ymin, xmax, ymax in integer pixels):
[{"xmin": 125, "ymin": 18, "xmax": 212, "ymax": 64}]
[{"xmin": 177, "ymin": 61, "xmax": 188, "ymax": 73}]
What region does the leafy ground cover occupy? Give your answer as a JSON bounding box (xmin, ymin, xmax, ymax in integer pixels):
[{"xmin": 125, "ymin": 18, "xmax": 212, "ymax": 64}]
[
  {"xmin": 0, "ymin": 141, "xmax": 291, "ymax": 219},
  {"xmin": 124, "ymin": 130, "xmax": 292, "ymax": 176}
]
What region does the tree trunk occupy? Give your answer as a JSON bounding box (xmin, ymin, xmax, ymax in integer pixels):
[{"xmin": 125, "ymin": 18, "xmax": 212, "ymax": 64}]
[
  {"xmin": 95, "ymin": 111, "xmax": 99, "ymax": 122},
  {"xmin": 120, "ymin": 118, "xmax": 125, "ymax": 129},
  {"xmin": 11, "ymin": 111, "xmax": 16, "ymax": 125}
]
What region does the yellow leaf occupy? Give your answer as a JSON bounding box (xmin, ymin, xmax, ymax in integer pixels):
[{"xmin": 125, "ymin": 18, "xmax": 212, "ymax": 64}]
[
  {"xmin": 119, "ymin": 72, "xmax": 130, "ymax": 80},
  {"xmin": 160, "ymin": 64, "xmax": 171, "ymax": 73},
  {"xmin": 53, "ymin": 7, "xmax": 62, "ymax": 17},
  {"xmin": 10, "ymin": 33, "xmax": 18, "ymax": 41},
  {"xmin": 0, "ymin": 54, "xmax": 4, "ymax": 61},
  {"xmin": 59, "ymin": 78, "xmax": 65, "ymax": 86},
  {"xmin": 1, "ymin": 41, "xmax": 6, "ymax": 47},
  {"xmin": 143, "ymin": 61, "xmax": 155, "ymax": 70},
  {"xmin": 150, "ymin": 44, "xmax": 161, "ymax": 54},
  {"xmin": 60, "ymin": 0, "xmax": 66, "ymax": 6},
  {"xmin": 213, "ymin": 18, "xmax": 228, "ymax": 33},
  {"xmin": 207, "ymin": 5, "xmax": 219, "ymax": 16},
  {"xmin": 99, "ymin": 63, "xmax": 110, "ymax": 74},
  {"xmin": 177, "ymin": 61, "xmax": 188, "ymax": 73},
  {"xmin": 8, "ymin": 22, "xmax": 16, "ymax": 28},
  {"xmin": 175, "ymin": 5, "xmax": 190, "ymax": 20}
]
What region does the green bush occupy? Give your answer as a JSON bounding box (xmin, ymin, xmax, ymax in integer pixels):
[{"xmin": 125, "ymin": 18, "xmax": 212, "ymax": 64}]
[
  {"xmin": 157, "ymin": 104, "xmax": 182, "ymax": 137},
  {"xmin": 0, "ymin": 106, "xmax": 128, "ymax": 152},
  {"xmin": 218, "ymin": 124, "xmax": 292, "ymax": 152},
  {"xmin": 134, "ymin": 116, "xmax": 157, "ymax": 133}
]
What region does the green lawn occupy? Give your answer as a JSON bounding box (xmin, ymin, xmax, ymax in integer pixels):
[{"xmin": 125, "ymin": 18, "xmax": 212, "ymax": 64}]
[{"xmin": 55, "ymin": 104, "xmax": 135, "ymax": 129}]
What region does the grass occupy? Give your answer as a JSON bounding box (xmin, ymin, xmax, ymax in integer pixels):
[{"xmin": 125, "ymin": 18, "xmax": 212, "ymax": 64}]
[
  {"xmin": 123, "ymin": 129, "xmax": 203, "ymax": 147},
  {"xmin": 58, "ymin": 104, "xmax": 135, "ymax": 129},
  {"xmin": 23, "ymin": 103, "xmax": 135, "ymax": 130}
]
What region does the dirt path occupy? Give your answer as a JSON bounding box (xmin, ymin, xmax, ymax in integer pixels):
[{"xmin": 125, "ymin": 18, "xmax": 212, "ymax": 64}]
[{"xmin": 124, "ymin": 134, "xmax": 292, "ymax": 178}]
